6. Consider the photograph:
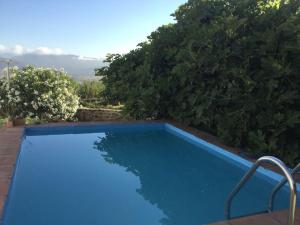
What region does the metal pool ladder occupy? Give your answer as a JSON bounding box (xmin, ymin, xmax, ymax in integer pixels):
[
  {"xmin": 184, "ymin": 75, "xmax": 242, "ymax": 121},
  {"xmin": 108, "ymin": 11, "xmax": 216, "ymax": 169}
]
[{"xmin": 224, "ymin": 156, "xmax": 298, "ymax": 225}]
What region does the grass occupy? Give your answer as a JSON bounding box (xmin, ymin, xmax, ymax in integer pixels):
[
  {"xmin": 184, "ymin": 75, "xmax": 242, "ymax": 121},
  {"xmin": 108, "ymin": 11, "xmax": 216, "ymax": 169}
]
[
  {"xmin": 0, "ymin": 116, "xmax": 46, "ymax": 127},
  {"xmin": 104, "ymin": 104, "xmax": 124, "ymax": 110},
  {"xmin": 25, "ymin": 117, "xmax": 47, "ymax": 125},
  {"xmin": 0, "ymin": 116, "xmax": 8, "ymax": 127},
  {"xmin": 80, "ymin": 101, "xmax": 124, "ymax": 110}
]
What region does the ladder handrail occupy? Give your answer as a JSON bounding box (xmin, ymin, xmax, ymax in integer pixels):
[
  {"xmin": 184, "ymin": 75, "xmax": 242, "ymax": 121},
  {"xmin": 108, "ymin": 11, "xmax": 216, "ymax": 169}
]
[
  {"xmin": 224, "ymin": 156, "xmax": 297, "ymax": 225},
  {"xmin": 268, "ymin": 163, "xmax": 300, "ymax": 212}
]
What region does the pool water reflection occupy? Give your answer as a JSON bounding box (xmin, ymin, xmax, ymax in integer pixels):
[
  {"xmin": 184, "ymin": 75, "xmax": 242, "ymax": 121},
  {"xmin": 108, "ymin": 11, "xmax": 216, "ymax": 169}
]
[{"xmin": 3, "ymin": 126, "xmax": 295, "ymax": 225}]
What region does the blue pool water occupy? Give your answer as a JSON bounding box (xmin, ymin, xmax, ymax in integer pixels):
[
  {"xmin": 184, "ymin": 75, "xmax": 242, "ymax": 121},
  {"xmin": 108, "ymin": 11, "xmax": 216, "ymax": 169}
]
[{"xmin": 3, "ymin": 124, "xmax": 298, "ymax": 225}]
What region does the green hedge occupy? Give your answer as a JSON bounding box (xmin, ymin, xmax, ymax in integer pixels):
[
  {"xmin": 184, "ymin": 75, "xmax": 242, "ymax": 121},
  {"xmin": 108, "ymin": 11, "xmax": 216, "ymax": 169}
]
[{"xmin": 97, "ymin": 0, "xmax": 300, "ymax": 166}]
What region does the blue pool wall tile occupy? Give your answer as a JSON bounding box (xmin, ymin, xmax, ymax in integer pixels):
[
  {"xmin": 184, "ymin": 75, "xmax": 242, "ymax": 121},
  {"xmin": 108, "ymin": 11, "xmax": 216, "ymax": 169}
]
[
  {"xmin": 25, "ymin": 123, "xmax": 165, "ymax": 136},
  {"xmin": 24, "ymin": 122, "xmax": 300, "ymax": 192},
  {"xmin": 164, "ymin": 123, "xmax": 300, "ymax": 192}
]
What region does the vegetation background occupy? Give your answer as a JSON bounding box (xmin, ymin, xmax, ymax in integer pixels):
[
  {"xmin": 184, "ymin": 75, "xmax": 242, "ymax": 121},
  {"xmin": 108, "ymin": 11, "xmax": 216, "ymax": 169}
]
[
  {"xmin": 97, "ymin": 0, "xmax": 300, "ymax": 166},
  {"xmin": 77, "ymin": 80, "xmax": 105, "ymax": 108}
]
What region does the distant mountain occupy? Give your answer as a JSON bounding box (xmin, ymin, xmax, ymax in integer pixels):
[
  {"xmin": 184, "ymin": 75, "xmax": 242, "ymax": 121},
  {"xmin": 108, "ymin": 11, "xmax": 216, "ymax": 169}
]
[{"xmin": 0, "ymin": 54, "xmax": 105, "ymax": 80}]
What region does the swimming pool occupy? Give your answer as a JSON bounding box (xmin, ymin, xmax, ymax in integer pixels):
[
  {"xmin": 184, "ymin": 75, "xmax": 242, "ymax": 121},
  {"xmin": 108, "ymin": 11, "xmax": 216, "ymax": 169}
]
[{"xmin": 3, "ymin": 123, "xmax": 299, "ymax": 225}]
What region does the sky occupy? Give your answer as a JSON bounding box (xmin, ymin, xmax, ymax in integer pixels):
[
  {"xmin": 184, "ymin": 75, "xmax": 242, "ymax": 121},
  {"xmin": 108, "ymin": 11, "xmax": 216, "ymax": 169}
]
[{"xmin": 0, "ymin": 0, "xmax": 187, "ymax": 58}]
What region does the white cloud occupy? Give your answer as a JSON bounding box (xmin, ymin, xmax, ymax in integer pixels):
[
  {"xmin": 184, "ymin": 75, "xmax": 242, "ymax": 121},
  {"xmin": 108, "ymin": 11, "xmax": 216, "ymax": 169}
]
[
  {"xmin": 12, "ymin": 45, "xmax": 25, "ymax": 55},
  {"xmin": 0, "ymin": 44, "xmax": 64, "ymax": 56},
  {"xmin": 0, "ymin": 44, "xmax": 6, "ymax": 52},
  {"xmin": 32, "ymin": 47, "xmax": 64, "ymax": 55},
  {"xmin": 77, "ymin": 55, "xmax": 101, "ymax": 61}
]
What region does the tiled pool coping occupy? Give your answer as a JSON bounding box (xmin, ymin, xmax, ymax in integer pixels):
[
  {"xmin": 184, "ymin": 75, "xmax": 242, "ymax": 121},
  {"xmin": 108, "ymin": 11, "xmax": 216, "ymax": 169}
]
[
  {"xmin": 206, "ymin": 209, "xmax": 300, "ymax": 225},
  {"xmin": 0, "ymin": 127, "xmax": 24, "ymax": 223},
  {"xmin": 0, "ymin": 121, "xmax": 299, "ymax": 224}
]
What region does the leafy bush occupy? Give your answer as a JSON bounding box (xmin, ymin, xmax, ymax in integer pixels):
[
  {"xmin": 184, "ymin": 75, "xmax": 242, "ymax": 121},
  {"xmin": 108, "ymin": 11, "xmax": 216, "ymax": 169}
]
[
  {"xmin": 77, "ymin": 80, "xmax": 105, "ymax": 99},
  {"xmin": 98, "ymin": 0, "xmax": 300, "ymax": 165},
  {"xmin": 77, "ymin": 80, "xmax": 105, "ymax": 107},
  {"xmin": 0, "ymin": 66, "xmax": 79, "ymax": 121},
  {"xmin": 0, "ymin": 116, "xmax": 8, "ymax": 126}
]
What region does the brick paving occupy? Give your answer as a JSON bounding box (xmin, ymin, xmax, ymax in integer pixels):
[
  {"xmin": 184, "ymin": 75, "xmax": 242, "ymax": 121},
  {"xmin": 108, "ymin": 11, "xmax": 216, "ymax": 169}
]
[
  {"xmin": 0, "ymin": 127, "xmax": 23, "ymax": 221},
  {"xmin": 206, "ymin": 209, "xmax": 300, "ymax": 225},
  {"xmin": 0, "ymin": 121, "xmax": 299, "ymax": 225}
]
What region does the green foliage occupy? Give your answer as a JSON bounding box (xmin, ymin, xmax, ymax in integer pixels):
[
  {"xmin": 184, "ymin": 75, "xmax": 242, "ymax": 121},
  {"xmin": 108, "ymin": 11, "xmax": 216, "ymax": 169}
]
[
  {"xmin": 0, "ymin": 116, "xmax": 8, "ymax": 127},
  {"xmin": 77, "ymin": 80, "xmax": 105, "ymax": 99},
  {"xmin": 77, "ymin": 80, "xmax": 105, "ymax": 107},
  {"xmin": 98, "ymin": 0, "xmax": 300, "ymax": 166},
  {"xmin": 0, "ymin": 66, "xmax": 80, "ymax": 121}
]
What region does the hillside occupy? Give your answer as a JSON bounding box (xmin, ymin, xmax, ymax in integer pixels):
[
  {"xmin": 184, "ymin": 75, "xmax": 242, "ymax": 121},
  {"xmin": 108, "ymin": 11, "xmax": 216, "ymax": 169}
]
[{"xmin": 0, "ymin": 54, "xmax": 105, "ymax": 80}]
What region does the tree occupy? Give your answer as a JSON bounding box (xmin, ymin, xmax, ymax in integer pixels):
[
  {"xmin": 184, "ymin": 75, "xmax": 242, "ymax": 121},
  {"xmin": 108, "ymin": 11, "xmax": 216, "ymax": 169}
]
[{"xmin": 98, "ymin": 0, "xmax": 300, "ymax": 165}]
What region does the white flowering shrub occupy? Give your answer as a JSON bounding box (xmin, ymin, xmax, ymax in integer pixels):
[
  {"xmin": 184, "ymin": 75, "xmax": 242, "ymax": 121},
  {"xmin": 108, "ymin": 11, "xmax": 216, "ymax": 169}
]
[
  {"xmin": 0, "ymin": 66, "xmax": 79, "ymax": 121},
  {"xmin": 0, "ymin": 78, "xmax": 9, "ymax": 114},
  {"xmin": 0, "ymin": 67, "xmax": 18, "ymax": 116}
]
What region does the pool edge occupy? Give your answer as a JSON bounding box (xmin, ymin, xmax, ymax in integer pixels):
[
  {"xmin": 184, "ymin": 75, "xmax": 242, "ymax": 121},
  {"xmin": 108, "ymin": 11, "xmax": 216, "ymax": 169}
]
[
  {"xmin": 164, "ymin": 123, "xmax": 300, "ymax": 192},
  {"xmin": 0, "ymin": 127, "xmax": 25, "ymax": 225},
  {"xmin": 1, "ymin": 121, "xmax": 299, "ymax": 224}
]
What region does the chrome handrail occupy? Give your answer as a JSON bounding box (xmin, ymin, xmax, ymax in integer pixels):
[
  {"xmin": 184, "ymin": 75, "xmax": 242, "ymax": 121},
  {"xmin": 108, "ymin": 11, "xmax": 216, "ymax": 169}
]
[
  {"xmin": 224, "ymin": 156, "xmax": 297, "ymax": 225},
  {"xmin": 268, "ymin": 163, "xmax": 300, "ymax": 212}
]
